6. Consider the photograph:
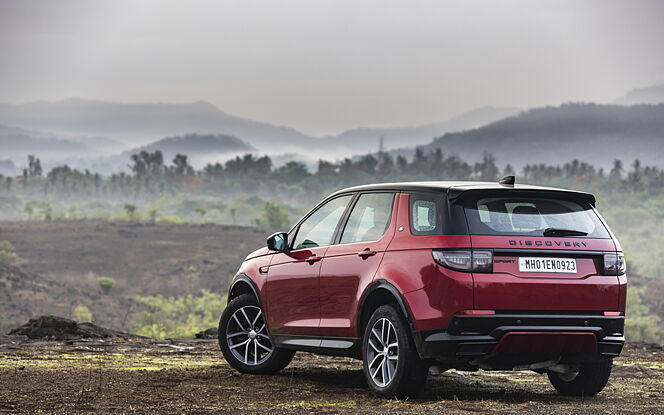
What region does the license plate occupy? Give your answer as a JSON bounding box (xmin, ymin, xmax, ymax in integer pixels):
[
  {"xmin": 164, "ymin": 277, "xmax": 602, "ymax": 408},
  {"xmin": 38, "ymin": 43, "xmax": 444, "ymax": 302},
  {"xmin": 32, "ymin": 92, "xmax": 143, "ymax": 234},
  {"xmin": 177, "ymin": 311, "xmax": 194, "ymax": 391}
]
[{"xmin": 518, "ymin": 257, "xmax": 577, "ymax": 273}]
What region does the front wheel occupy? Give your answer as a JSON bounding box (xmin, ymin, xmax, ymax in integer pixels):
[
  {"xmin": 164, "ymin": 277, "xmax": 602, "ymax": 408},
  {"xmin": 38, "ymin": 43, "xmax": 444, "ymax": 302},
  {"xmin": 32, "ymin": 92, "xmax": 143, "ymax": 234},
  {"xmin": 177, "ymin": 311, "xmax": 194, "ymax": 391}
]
[
  {"xmin": 547, "ymin": 359, "xmax": 613, "ymax": 396},
  {"xmin": 362, "ymin": 304, "xmax": 429, "ymax": 398},
  {"xmin": 218, "ymin": 293, "xmax": 294, "ymax": 374}
]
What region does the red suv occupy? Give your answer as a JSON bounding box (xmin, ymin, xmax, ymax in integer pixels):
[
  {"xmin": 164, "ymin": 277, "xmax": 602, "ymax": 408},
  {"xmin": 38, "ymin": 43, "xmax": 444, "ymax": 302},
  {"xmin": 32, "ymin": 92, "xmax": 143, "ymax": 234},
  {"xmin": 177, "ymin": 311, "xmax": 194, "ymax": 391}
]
[{"xmin": 218, "ymin": 179, "xmax": 627, "ymax": 398}]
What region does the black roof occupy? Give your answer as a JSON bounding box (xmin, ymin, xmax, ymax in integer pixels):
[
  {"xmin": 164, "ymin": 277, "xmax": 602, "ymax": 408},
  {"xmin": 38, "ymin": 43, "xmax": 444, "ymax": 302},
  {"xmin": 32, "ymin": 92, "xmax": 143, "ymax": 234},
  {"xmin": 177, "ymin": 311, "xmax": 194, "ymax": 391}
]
[{"xmin": 331, "ymin": 181, "xmax": 596, "ymax": 204}]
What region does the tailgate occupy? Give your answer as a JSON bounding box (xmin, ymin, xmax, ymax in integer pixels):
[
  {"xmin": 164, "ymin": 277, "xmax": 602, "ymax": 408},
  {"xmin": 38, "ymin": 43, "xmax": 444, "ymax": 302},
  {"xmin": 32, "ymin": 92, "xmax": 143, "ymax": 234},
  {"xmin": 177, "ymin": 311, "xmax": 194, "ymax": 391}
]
[{"xmin": 471, "ymin": 235, "xmax": 621, "ymax": 311}]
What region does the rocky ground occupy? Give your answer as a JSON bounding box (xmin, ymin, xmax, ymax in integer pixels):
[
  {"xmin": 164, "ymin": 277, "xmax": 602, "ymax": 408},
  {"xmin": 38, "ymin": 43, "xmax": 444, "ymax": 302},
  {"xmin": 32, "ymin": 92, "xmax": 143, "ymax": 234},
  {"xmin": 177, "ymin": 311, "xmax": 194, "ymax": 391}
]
[{"xmin": 0, "ymin": 336, "xmax": 662, "ymax": 414}]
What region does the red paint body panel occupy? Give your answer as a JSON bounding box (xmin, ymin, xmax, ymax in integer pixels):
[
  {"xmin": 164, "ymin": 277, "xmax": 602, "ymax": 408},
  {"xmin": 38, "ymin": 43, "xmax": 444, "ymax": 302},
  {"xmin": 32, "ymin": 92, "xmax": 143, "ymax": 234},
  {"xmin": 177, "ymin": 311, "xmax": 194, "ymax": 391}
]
[
  {"xmin": 473, "ymin": 274, "xmax": 621, "ymax": 311},
  {"xmin": 492, "ymin": 332, "xmax": 598, "ymax": 354},
  {"xmin": 318, "ymin": 196, "xmax": 398, "ymax": 337},
  {"xmin": 470, "ymin": 235, "xmax": 623, "ymax": 312},
  {"xmin": 265, "ymin": 247, "xmax": 328, "ymax": 335}
]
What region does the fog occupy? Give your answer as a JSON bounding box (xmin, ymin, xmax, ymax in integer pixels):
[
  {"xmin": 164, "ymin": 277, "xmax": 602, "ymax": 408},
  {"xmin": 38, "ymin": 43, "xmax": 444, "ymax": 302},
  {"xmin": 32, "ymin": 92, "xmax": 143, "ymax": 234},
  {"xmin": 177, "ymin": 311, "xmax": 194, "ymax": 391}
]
[{"xmin": 1, "ymin": 0, "xmax": 663, "ymax": 136}]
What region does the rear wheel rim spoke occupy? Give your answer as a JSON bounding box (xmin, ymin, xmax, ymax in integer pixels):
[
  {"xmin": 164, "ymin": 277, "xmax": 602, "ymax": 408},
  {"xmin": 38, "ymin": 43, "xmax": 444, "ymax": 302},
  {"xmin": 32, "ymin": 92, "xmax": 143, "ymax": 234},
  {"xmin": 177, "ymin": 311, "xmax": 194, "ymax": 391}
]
[
  {"xmin": 227, "ymin": 305, "xmax": 274, "ymax": 366},
  {"xmin": 366, "ymin": 317, "xmax": 398, "ymax": 387}
]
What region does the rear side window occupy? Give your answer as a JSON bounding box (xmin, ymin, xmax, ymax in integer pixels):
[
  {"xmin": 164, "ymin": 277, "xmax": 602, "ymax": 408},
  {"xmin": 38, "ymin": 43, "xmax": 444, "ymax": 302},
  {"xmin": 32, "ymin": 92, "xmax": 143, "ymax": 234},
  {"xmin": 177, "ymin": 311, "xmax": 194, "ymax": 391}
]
[
  {"xmin": 464, "ymin": 196, "xmax": 610, "ymax": 238},
  {"xmin": 410, "ymin": 193, "xmax": 444, "ymax": 235},
  {"xmin": 340, "ymin": 193, "xmax": 394, "ymax": 243}
]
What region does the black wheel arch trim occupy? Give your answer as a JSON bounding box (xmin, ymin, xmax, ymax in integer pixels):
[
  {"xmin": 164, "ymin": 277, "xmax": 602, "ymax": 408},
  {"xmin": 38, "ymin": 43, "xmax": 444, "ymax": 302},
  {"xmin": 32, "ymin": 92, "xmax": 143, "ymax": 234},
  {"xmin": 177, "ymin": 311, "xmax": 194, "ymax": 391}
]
[
  {"xmin": 228, "ymin": 273, "xmax": 263, "ymax": 309},
  {"xmin": 357, "ymin": 279, "xmax": 416, "ymax": 338}
]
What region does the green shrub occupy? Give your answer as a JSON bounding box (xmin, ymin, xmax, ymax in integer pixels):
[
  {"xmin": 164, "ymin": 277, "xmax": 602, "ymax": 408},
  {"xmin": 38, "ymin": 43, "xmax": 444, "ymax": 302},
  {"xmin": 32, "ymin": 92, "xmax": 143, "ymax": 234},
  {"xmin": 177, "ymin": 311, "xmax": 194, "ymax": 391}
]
[
  {"xmin": 147, "ymin": 207, "xmax": 159, "ymax": 224},
  {"xmin": 123, "ymin": 203, "xmax": 138, "ymax": 221},
  {"xmin": 132, "ymin": 290, "xmax": 226, "ymax": 339},
  {"xmin": 97, "ymin": 277, "xmax": 116, "ymax": 294},
  {"xmin": 23, "ymin": 202, "xmax": 34, "ymax": 220},
  {"xmin": 625, "ymin": 286, "xmax": 664, "ymax": 343},
  {"xmin": 0, "ymin": 240, "xmax": 19, "ymax": 266},
  {"xmin": 72, "ymin": 304, "xmax": 93, "ymax": 323},
  {"xmin": 157, "ymin": 214, "xmax": 182, "ymax": 224},
  {"xmin": 260, "ymin": 202, "xmax": 290, "ymax": 228}
]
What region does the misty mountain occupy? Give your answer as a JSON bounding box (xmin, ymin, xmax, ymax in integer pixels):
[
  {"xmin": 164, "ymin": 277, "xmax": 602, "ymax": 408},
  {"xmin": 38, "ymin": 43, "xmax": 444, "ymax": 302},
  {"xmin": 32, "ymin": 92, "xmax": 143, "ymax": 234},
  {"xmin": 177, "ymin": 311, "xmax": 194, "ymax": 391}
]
[
  {"xmin": 0, "ymin": 124, "xmax": 94, "ymax": 160},
  {"xmin": 615, "ymin": 85, "xmax": 664, "ymax": 105},
  {"xmin": 121, "ymin": 133, "xmax": 254, "ymax": 161},
  {"xmin": 0, "ymin": 98, "xmax": 316, "ymax": 152},
  {"xmin": 324, "ymin": 106, "xmax": 520, "ymax": 152},
  {"xmin": 410, "ymin": 103, "xmax": 664, "ymax": 170}
]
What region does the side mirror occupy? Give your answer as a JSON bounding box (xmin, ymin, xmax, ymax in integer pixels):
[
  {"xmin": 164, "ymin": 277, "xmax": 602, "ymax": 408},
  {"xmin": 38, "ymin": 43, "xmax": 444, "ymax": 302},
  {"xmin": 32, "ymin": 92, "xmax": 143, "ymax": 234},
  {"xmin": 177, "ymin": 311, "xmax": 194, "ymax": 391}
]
[{"xmin": 267, "ymin": 232, "xmax": 288, "ymax": 252}]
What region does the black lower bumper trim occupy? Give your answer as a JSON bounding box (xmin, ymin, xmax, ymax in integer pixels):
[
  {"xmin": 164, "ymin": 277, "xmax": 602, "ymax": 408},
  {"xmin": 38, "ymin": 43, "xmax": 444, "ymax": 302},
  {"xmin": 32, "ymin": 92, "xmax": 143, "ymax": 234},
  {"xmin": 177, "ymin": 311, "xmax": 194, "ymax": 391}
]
[{"xmin": 413, "ymin": 313, "xmax": 625, "ymax": 366}]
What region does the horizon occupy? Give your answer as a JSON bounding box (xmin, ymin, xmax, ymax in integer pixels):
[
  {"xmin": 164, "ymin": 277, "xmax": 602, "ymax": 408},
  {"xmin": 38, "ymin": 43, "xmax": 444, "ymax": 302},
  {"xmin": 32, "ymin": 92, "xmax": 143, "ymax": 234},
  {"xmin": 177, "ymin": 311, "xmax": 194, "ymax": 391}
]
[{"xmin": 1, "ymin": 89, "xmax": 662, "ymax": 138}]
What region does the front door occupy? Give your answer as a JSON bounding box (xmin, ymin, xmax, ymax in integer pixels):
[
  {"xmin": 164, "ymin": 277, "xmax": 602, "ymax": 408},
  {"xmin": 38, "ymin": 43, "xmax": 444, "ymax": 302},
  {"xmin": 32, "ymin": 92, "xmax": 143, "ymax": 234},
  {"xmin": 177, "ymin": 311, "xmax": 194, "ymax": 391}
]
[
  {"xmin": 266, "ymin": 194, "xmax": 354, "ymax": 336},
  {"xmin": 319, "ymin": 192, "xmax": 397, "ymax": 338}
]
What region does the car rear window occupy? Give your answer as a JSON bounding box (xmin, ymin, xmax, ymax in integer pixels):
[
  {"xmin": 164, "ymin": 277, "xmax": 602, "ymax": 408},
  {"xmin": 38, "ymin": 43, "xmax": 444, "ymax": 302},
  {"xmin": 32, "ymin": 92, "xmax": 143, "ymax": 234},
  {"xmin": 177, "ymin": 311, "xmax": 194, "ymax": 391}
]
[{"xmin": 463, "ymin": 196, "xmax": 610, "ymax": 238}]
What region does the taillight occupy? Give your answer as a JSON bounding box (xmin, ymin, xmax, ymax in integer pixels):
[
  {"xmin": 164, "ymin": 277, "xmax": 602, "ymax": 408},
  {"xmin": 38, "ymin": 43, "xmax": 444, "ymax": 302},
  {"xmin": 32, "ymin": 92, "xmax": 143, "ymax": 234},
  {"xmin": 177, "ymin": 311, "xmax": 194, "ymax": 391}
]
[
  {"xmin": 432, "ymin": 249, "xmax": 493, "ymax": 273},
  {"xmin": 603, "ymin": 252, "xmax": 626, "ymax": 275}
]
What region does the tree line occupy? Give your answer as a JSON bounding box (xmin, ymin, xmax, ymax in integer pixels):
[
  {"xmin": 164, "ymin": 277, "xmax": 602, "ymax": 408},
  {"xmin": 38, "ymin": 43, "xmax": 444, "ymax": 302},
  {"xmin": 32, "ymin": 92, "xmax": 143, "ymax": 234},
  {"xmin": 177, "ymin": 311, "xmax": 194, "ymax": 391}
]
[{"xmin": 2, "ymin": 149, "xmax": 663, "ymax": 205}]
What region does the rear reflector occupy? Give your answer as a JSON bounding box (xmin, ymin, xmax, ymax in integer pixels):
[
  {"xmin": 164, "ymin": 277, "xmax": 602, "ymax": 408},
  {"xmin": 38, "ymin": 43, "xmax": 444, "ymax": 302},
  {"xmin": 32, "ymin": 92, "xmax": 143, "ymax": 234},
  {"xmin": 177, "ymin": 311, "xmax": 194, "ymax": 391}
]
[
  {"xmin": 603, "ymin": 311, "xmax": 624, "ymax": 316},
  {"xmin": 458, "ymin": 310, "xmax": 495, "ymax": 315}
]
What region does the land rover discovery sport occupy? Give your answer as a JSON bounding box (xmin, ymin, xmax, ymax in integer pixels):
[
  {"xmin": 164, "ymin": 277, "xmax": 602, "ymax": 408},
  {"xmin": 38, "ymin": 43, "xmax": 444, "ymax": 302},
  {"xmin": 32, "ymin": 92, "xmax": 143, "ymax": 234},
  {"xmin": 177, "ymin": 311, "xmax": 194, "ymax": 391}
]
[{"xmin": 218, "ymin": 179, "xmax": 626, "ymax": 398}]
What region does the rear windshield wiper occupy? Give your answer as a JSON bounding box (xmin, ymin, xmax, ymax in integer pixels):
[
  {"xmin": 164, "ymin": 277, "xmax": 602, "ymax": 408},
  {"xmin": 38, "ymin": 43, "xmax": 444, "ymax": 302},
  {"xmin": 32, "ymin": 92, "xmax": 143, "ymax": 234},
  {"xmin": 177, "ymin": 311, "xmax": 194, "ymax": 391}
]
[{"xmin": 543, "ymin": 228, "xmax": 588, "ymax": 237}]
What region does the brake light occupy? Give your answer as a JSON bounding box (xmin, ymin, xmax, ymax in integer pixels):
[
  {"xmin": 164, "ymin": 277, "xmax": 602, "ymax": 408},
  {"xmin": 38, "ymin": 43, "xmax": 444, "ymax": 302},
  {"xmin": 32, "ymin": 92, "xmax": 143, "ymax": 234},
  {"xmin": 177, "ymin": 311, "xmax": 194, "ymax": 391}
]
[
  {"xmin": 603, "ymin": 252, "xmax": 626, "ymax": 275},
  {"xmin": 432, "ymin": 249, "xmax": 493, "ymax": 273},
  {"xmin": 603, "ymin": 311, "xmax": 624, "ymax": 316}
]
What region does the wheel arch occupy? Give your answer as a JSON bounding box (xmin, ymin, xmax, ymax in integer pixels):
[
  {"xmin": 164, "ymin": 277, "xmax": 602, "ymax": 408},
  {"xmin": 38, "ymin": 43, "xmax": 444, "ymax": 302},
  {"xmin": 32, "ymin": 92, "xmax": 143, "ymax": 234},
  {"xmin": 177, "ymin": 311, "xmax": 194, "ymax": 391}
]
[
  {"xmin": 356, "ymin": 279, "xmax": 415, "ymax": 338},
  {"xmin": 228, "ymin": 274, "xmax": 263, "ymax": 308}
]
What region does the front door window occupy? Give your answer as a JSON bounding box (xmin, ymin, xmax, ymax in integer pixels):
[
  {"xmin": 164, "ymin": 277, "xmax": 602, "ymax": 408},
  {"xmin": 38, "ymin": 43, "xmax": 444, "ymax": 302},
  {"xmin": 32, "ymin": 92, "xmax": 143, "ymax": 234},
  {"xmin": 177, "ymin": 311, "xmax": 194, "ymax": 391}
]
[{"xmin": 292, "ymin": 195, "xmax": 353, "ymax": 249}]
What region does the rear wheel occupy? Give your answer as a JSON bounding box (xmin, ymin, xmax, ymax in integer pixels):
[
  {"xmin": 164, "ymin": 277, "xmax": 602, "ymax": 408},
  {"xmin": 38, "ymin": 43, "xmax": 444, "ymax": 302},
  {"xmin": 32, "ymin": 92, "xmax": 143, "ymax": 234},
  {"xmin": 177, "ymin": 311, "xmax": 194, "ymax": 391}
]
[
  {"xmin": 218, "ymin": 293, "xmax": 294, "ymax": 374},
  {"xmin": 362, "ymin": 304, "xmax": 429, "ymax": 398},
  {"xmin": 547, "ymin": 359, "xmax": 613, "ymax": 396}
]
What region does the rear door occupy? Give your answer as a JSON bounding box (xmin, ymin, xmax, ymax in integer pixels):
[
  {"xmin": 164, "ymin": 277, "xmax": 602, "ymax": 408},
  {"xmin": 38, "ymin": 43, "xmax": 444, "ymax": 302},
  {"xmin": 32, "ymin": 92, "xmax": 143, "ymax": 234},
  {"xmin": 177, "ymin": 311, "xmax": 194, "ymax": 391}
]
[{"xmin": 461, "ymin": 193, "xmax": 621, "ymax": 311}]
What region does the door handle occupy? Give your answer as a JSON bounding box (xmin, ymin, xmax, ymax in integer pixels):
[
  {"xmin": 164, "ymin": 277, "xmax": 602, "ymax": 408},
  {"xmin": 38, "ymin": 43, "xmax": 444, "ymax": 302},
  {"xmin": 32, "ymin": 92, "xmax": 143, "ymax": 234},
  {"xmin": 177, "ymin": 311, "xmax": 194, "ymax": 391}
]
[
  {"xmin": 305, "ymin": 255, "xmax": 322, "ymax": 264},
  {"xmin": 357, "ymin": 249, "xmax": 377, "ymax": 258}
]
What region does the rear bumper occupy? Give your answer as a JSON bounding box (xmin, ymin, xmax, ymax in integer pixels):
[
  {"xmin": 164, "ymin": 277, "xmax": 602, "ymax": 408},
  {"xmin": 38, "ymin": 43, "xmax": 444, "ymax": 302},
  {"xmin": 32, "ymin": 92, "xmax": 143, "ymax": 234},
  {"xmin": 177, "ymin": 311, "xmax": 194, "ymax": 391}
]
[{"xmin": 413, "ymin": 313, "xmax": 625, "ymax": 369}]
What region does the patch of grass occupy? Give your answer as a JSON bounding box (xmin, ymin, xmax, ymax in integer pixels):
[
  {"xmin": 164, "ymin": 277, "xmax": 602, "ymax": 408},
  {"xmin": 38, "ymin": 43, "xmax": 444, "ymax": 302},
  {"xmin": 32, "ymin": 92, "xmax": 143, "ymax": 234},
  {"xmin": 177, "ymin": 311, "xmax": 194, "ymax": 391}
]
[{"xmin": 0, "ymin": 240, "xmax": 19, "ymax": 266}]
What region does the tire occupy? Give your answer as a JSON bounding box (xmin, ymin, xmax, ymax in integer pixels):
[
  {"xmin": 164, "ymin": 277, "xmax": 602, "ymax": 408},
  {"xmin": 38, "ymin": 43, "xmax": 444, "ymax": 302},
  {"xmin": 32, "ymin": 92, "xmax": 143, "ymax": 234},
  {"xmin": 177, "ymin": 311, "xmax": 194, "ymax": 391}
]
[
  {"xmin": 218, "ymin": 293, "xmax": 295, "ymax": 374},
  {"xmin": 547, "ymin": 359, "xmax": 613, "ymax": 396},
  {"xmin": 362, "ymin": 304, "xmax": 429, "ymax": 398}
]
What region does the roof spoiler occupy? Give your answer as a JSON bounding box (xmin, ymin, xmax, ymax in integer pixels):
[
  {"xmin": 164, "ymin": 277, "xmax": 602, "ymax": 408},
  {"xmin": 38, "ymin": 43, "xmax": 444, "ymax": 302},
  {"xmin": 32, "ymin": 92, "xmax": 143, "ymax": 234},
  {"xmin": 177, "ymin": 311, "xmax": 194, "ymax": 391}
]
[{"xmin": 447, "ymin": 187, "xmax": 596, "ymax": 205}]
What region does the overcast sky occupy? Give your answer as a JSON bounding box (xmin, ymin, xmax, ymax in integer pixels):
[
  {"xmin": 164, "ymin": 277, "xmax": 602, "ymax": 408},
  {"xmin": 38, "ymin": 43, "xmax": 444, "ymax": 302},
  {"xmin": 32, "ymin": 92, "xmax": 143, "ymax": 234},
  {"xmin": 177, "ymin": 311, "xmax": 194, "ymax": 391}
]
[{"xmin": 1, "ymin": 0, "xmax": 663, "ymax": 136}]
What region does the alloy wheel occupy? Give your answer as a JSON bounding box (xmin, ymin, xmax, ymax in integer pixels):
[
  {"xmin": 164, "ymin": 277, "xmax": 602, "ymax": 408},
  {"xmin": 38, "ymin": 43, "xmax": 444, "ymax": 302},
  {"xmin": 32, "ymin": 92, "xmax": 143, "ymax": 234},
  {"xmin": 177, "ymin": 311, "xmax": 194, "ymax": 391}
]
[
  {"xmin": 366, "ymin": 317, "xmax": 399, "ymax": 387},
  {"xmin": 226, "ymin": 305, "xmax": 273, "ymax": 365}
]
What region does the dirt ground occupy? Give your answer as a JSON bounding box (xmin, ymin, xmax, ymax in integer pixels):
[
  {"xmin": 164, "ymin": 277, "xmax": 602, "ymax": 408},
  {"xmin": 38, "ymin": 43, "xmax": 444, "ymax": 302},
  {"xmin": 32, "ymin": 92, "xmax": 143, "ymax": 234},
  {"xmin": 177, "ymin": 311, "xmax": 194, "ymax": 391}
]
[
  {"xmin": 0, "ymin": 337, "xmax": 662, "ymax": 414},
  {"xmin": 0, "ymin": 221, "xmax": 269, "ymax": 297},
  {"xmin": 0, "ymin": 221, "xmax": 271, "ymax": 332}
]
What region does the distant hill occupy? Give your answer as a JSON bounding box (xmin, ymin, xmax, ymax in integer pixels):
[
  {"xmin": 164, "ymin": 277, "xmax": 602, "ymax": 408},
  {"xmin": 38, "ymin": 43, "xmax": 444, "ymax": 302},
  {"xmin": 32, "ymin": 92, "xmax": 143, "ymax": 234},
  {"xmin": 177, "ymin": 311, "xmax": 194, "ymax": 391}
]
[
  {"xmin": 324, "ymin": 106, "xmax": 520, "ymax": 152},
  {"xmin": 0, "ymin": 124, "xmax": 94, "ymax": 160},
  {"xmin": 615, "ymin": 85, "xmax": 664, "ymax": 105},
  {"xmin": 121, "ymin": 133, "xmax": 254, "ymax": 161},
  {"xmin": 0, "ymin": 98, "xmax": 316, "ymax": 152},
  {"xmin": 411, "ymin": 103, "xmax": 664, "ymax": 170}
]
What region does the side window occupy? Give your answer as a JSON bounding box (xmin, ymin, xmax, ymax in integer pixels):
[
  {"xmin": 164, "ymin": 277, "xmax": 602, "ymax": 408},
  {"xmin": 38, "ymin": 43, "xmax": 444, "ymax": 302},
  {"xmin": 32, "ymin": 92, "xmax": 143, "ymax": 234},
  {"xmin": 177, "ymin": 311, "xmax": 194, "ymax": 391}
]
[
  {"xmin": 292, "ymin": 195, "xmax": 353, "ymax": 250},
  {"xmin": 340, "ymin": 193, "xmax": 394, "ymax": 244},
  {"xmin": 410, "ymin": 193, "xmax": 443, "ymax": 235}
]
